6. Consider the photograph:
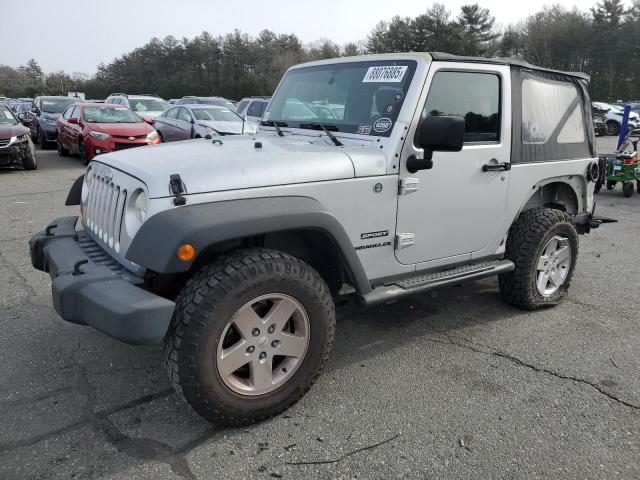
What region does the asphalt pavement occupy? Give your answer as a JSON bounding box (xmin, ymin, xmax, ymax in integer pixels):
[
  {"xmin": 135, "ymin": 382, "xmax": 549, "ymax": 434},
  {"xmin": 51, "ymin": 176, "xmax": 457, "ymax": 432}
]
[{"xmin": 1, "ymin": 136, "xmax": 639, "ymax": 479}]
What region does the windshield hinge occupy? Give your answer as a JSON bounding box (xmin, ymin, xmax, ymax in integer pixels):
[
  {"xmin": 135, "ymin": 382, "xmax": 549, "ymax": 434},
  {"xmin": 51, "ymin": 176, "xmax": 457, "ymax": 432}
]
[
  {"xmin": 169, "ymin": 174, "xmax": 186, "ymax": 206},
  {"xmin": 398, "ymin": 178, "xmax": 419, "ymax": 195}
]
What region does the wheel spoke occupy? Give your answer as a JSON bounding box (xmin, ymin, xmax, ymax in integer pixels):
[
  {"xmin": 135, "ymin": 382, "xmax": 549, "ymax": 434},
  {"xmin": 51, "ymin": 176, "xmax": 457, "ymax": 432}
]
[
  {"xmin": 218, "ymin": 340, "xmax": 249, "ymax": 377},
  {"xmin": 278, "ymin": 333, "xmax": 307, "ymax": 358},
  {"xmin": 250, "ymin": 358, "xmax": 273, "ymax": 391},
  {"xmin": 555, "ymin": 245, "xmax": 570, "ymax": 264},
  {"xmin": 232, "ymin": 307, "xmax": 262, "ymax": 339},
  {"xmin": 536, "ymin": 271, "xmax": 549, "ymax": 292},
  {"xmin": 265, "ymin": 298, "xmax": 298, "ymax": 331},
  {"xmin": 544, "ymin": 237, "xmax": 559, "ymax": 256}
]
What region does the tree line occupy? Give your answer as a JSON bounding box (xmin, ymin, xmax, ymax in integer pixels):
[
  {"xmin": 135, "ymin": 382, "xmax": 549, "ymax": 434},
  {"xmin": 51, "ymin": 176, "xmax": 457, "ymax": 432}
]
[{"xmin": 1, "ymin": 0, "xmax": 637, "ymax": 102}]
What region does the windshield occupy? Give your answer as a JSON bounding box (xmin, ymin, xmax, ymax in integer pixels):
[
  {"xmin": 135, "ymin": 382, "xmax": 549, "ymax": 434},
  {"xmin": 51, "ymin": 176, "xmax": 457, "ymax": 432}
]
[
  {"xmin": 128, "ymin": 98, "xmax": 170, "ymax": 112},
  {"xmin": 193, "ymin": 107, "xmax": 243, "ymax": 122},
  {"xmin": 84, "ymin": 107, "xmax": 142, "ymax": 123},
  {"xmin": 264, "ymin": 60, "xmax": 416, "ymax": 137},
  {"xmin": 41, "ymin": 98, "xmax": 76, "ymax": 113},
  {"xmin": 0, "ymin": 106, "xmax": 18, "ymax": 125}
]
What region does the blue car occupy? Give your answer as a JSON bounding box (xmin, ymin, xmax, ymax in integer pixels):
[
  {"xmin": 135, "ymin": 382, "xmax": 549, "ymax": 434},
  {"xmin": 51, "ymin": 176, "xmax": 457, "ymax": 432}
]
[{"xmin": 25, "ymin": 96, "xmax": 77, "ymax": 148}]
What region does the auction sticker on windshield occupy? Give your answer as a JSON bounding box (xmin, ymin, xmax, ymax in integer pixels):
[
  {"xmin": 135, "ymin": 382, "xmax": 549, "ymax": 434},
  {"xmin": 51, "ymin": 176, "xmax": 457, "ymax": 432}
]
[{"xmin": 362, "ymin": 66, "xmax": 408, "ymax": 83}]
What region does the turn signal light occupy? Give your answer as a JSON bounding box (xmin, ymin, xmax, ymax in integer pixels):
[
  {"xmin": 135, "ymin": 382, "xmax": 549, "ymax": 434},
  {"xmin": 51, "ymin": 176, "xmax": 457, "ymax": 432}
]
[{"xmin": 177, "ymin": 243, "xmax": 196, "ymax": 261}]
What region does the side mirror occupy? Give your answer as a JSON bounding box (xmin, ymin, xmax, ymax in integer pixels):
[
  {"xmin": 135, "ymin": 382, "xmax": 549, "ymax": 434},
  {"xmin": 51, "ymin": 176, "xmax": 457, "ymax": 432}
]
[
  {"xmin": 68, "ymin": 117, "xmax": 79, "ymax": 124},
  {"xmin": 407, "ymin": 115, "xmax": 465, "ymax": 173}
]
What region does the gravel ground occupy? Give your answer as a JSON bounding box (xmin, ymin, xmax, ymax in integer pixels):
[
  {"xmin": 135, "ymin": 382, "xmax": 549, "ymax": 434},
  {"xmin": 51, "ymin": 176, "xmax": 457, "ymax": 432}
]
[{"xmin": 1, "ymin": 136, "xmax": 639, "ymax": 480}]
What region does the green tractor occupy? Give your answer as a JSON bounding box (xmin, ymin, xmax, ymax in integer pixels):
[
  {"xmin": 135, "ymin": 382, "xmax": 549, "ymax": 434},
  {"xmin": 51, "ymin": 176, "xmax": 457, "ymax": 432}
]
[{"xmin": 595, "ymin": 129, "xmax": 640, "ymax": 197}]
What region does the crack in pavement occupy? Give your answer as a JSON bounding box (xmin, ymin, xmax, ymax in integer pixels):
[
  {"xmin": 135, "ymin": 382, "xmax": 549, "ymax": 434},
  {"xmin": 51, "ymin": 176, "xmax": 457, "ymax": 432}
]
[
  {"xmin": 0, "ymin": 340, "xmax": 203, "ymax": 480},
  {"xmin": 425, "ymin": 325, "xmax": 640, "ymax": 412}
]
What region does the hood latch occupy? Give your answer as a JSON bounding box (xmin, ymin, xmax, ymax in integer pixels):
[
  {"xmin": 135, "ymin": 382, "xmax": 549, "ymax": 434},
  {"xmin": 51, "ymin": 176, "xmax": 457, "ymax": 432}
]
[{"xmin": 169, "ymin": 174, "xmax": 186, "ymax": 206}]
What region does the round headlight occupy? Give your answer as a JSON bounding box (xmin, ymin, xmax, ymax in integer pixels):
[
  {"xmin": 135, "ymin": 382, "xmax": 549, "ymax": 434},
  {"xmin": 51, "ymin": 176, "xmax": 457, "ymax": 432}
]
[{"xmin": 125, "ymin": 189, "xmax": 148, "ymax": 237}]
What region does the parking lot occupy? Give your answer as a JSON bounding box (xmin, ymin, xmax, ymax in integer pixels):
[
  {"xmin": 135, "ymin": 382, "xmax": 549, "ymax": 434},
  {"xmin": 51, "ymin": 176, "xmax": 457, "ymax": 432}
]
[{"xmin": 1, "ymin": 136, "xmax": 639, "ymax": 479}]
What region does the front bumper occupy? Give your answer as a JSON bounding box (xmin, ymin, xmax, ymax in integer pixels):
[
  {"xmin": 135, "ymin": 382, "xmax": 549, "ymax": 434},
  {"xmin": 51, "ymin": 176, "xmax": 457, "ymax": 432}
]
[
  {"xmin": 39, "ymin": 123, "xmax": 58, "ymax": 141},
  {"xmin": 29, "ymin": 216, "xmax": 175, "ymax": 345},
  {"xmin": 0, "ymin": 140, "xmax": 30, "ymax": 166}
]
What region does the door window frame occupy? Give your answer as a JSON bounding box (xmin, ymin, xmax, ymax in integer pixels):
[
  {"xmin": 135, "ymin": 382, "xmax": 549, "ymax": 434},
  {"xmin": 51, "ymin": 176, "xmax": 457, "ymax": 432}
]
[{"xmin": 413, "ymin": 68, "xmax": 503, "ymax": 148}]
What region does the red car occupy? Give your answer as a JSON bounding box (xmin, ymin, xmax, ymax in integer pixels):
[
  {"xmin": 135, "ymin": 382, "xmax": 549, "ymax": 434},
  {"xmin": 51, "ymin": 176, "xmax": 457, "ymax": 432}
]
[{"xmin": 56, "ymin": 103, "xmax": 161, "ymax": 164}]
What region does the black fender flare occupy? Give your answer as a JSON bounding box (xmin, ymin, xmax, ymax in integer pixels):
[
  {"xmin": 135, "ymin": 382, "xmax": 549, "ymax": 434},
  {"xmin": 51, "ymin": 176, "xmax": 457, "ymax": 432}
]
[{"xmin": 126, "ymin": 196, "xmax": 372, "ymax": 294}]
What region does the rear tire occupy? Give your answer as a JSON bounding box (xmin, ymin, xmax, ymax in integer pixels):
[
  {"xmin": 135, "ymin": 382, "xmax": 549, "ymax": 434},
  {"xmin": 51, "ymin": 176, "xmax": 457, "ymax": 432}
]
[
  {"xmin": 606, "ymin": 181, "xmax": 616, "ymax": 190},
  {"xmin": 607, "ymin": 121, "xmax": 620, "ymax": 136},
  {"xmin": 623, "ymin": 182, "xmax": 634, "ymax": 197},
  {"xmin": 499, "ymin": 208, "xmax": 578, "ymax": 310},
  {"xmin": 164, "ymin": 248, "xmax": 335, "ymax": 425}
]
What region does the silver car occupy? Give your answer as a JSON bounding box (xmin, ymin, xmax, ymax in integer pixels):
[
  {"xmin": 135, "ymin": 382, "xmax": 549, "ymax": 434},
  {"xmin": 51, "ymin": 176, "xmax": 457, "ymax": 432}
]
[{"xmin": 153, "ymin": 104, "xmax": 256, "ymax": 142}]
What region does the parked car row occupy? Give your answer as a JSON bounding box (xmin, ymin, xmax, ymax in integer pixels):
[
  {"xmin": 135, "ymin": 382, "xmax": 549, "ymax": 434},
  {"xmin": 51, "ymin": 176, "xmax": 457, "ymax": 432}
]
[{"xmin": 1, "ymin": 90, "xmax": 273, "ymax": 170}]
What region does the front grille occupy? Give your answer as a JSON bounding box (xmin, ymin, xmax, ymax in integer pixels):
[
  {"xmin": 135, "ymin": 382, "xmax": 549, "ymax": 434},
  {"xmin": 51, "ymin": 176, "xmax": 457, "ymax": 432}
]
[
  {"xmin": 114, "ymin": 142, "xmax": 144, "ymax": 151},
  {"xmin": 84, "ymin": 170, "xmax": 128, "ymax": 253},
  {"xmin": 113, "ymin": 134, "xmax": 146, "ymax": 140},
  {"xmin": 0, "ymin": 139, "xmax": 10, "ymax": 148}
]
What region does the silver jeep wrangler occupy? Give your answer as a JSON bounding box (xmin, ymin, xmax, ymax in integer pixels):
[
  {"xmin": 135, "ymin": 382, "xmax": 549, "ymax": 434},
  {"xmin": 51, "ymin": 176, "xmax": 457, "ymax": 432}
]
[{"xmin": 30, "ymin": 53, "xmax": 604, "ymax": 424}]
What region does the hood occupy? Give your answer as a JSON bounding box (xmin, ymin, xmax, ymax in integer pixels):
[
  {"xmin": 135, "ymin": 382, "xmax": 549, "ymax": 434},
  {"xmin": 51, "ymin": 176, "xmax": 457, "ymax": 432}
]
[
  {"xmin": 88, "ymin": 122, "xmax": 153, "ymax": 136},
  {"xmin": 197, "ymin": 120, "xmax": 247, "ymax": 135},
  {"xmin": 97, "ymin": 134, "xmax": 386, "ymax": 198},
  {"xmin": 0, "ymin": 124, "xmax": 29, "ymax": 140}
]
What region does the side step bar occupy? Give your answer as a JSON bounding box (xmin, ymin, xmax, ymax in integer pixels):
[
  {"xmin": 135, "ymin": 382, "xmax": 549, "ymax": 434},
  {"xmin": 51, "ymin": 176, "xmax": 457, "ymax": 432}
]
[{"xmin": 358, "ymin": 259, "xmax": 514, "ymax": 306}]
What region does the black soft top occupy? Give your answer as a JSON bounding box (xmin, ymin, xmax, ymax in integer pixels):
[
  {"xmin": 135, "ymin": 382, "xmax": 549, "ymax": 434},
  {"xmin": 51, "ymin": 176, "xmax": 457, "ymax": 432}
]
[{"xmin": 429, "ymin": 52, "xmax": 590, "ymax": 81}]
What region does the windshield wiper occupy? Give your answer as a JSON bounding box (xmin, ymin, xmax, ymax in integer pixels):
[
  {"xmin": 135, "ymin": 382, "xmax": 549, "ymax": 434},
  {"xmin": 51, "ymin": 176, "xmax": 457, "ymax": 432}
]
[
  {"xmin": 299, "ymin": 122, "xmax": 343, "ymax": 147},
  {"xmin": 262, "ymin": 120, "xmax": 287, "ymax": 137}
]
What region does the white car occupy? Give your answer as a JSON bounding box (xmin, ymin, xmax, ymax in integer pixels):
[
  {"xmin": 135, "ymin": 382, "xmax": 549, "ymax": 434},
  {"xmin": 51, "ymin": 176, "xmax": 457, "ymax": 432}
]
[
  {"xmin": 592, "ymin": 101, "xmax": 640, "ymax": 135},
  {"xmin": 105, "ymin": 94, "xmax": 170, "ymax": 120}
]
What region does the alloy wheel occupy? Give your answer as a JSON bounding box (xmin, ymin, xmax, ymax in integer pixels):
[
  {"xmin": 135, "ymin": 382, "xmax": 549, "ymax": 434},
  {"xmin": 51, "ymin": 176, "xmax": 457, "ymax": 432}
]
[
  {"xmin": 535, "ymin": 235, "xmax": 572, "ymax": 296},
  {"xmin": 216, "ymin": 293, "xmax": 310, "ymax": 396}
]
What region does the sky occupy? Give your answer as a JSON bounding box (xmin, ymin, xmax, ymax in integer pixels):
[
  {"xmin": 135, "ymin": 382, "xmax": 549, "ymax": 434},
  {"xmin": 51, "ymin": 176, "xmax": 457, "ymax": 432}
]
[{"xmin": 1, "ymin": 0, "xmax": 630, "ymax": 75}]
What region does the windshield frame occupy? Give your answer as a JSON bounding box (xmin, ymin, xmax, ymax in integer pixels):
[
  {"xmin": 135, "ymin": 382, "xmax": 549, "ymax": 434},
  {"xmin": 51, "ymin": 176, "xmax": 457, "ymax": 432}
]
[{"xmin": 263, "ymin": 59, "xmax": 418, "ymax": 138}]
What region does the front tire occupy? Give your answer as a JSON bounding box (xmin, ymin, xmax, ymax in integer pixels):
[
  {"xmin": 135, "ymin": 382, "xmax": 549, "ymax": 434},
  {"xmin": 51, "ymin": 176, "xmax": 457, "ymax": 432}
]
[
  {"xmin": 80, "ymin": 142, "xmax": 90, "ymax": 165},
  {"xmin": 21, "ymin": 139, "xmax": 37, "ymax": 170},
  {"xmin": 499, "ymin": 208, "xmax": 578, "ymax": 310},
  {"xmin": 164, "ymin": 248, "xmax": 335, "ymax": 425},
  {"xmin": 607, "ymin": 121, "xmax": 620, "ymax": 136}
]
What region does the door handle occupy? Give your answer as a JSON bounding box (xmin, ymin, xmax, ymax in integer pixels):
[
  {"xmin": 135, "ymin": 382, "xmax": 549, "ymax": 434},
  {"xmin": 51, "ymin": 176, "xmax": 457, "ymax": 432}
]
[{"xmin": 482, "ymin": 161, "xmax": 511, "ymax": 172}]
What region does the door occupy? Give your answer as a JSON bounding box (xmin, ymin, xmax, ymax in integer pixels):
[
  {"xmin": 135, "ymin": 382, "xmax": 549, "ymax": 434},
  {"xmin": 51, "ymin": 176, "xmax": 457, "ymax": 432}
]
[
  {"xmin": 395, "ymin": 64, "xmax": 511, "ymax": 266},
  {"xmin": 67, "ymin": 106, "xmax": 82, "ymax": 152},
  {"xmin": 58, "ymin": 105, "xmax": 74, "ymax": 149},
  {"xmin": 246, "ymin": 100, "xmax": 266, "ymax": 124},
  {"xmin": 174, "ymin": 107, "xmax": 194, "ymax": 140},
  {"xmin": 159, "ymin": 107, "xmax": 180, "ymax": 141}
]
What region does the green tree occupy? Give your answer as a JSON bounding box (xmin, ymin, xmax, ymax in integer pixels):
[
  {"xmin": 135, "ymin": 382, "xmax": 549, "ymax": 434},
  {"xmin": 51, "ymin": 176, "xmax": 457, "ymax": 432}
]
[{"xmin": 454, "ymin": 4, "xmax": 499, "ymax": 56}]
